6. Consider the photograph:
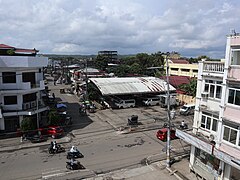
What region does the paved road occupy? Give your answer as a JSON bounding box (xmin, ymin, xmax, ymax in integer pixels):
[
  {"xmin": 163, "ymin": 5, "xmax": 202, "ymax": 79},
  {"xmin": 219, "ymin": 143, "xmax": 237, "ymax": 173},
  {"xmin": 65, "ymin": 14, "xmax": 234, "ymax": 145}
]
[
  {"xmin": 0, "ymin": 80, "xmax": 192, "ymax": 180},
  {"xmin": 0, "ymin": 126, "xmax": 189, "ymax": 180}
]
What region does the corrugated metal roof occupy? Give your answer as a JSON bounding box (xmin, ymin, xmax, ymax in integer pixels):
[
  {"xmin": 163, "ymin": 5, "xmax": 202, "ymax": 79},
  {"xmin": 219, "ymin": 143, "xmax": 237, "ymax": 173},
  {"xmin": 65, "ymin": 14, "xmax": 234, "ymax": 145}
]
[{"xmin": 89, "ymin": 77, "xmax": 176, "ymax": 95}]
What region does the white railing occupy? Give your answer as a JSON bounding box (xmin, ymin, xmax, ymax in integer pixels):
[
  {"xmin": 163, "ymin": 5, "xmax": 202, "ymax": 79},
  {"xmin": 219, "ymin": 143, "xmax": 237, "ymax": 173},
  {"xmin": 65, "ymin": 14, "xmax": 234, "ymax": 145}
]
[{"xmin": 203, "ymin": 62, "xmax": 224, "ymax": 73}]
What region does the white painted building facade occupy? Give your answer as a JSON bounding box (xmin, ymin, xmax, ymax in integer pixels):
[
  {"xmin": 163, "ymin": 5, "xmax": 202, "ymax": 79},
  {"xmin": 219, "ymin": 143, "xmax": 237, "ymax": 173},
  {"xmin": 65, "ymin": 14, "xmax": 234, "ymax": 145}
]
[
  {"xmin": 176, "ymin": 34, "xmax": 240, "ymax": 179},
  {"xmin": 0, "ymin": 45, "xmax": 49, "ymax": 133}
]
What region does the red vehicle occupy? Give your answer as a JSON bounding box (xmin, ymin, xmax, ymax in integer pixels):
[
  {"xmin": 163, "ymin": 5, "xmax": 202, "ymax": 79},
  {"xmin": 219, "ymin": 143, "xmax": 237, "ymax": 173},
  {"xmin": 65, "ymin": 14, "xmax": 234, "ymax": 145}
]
[
  {"xmin": 156, "ymin": 128, "xmax": 177, "ymax": 141},
  {"xmin": 47, "ymin": 126, "xmax": 64, "ymax": 139}
]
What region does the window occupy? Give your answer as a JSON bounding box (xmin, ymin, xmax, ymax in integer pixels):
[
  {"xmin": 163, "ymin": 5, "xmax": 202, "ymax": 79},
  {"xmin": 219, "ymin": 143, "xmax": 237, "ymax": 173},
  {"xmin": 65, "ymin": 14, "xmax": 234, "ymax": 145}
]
[
  {"xmin": 223, "ymin": 122, "xmax": 240, "ymax": 147},
  {"xmin": 4, "ymin": 96, "xmax": 17, "ymax": 105},
  {"xmin": 228, "ymin": 87, "xmax": 240, "ymax": 106},
  {"xmin": 204, "ymin": 80, "xmax": 222, "ymax": 99},
  {"xmin": 194, "ymin": 148, "xmax": 220, "ymax": 171},
  {"xmin": 181, "ymin": 69, "xmax": 189, "ymax": 72},
  {"xmin": 2, "ymin": 72, "xmax": 16, "ymax": 83},
  {"xmin": 171, "ymin": 68, "xmax": 178, "ymax": 71},
  {"xmin": 223, "ymin": 126, "xmax": 237, "ymax": 145},
  {"xmin": 200, "ymin": 112, "xmax": 218, "ymax": 132}
]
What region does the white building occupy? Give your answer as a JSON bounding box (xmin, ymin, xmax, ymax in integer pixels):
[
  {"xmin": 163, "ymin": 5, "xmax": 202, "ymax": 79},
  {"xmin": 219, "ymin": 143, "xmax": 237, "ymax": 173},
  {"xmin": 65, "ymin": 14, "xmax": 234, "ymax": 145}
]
[
  {"xmin": 176, "ymin": 33, "xmax": 240, "ymax": 179},
  {"xmin": 0, "ymin": 44, "xmax": 49, "ymax": 133}
]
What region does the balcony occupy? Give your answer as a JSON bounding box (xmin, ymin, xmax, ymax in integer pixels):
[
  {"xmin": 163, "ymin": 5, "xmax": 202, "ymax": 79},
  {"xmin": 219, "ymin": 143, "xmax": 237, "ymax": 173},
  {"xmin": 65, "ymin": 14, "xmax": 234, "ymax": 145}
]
[
  {"xmin": 1, "ymin": 80, "xmax": 45, "ymax": 92},
  {"xmin": 0, "ymin": 56, "xmax": 48, "ymax": 68},
  {"xmin": 203, "ymin": 62, "xmax": 224, "ymax": 73},
  {"xmin": 228, "ymin": 65, "xmax": 240, "ymax": 82}
]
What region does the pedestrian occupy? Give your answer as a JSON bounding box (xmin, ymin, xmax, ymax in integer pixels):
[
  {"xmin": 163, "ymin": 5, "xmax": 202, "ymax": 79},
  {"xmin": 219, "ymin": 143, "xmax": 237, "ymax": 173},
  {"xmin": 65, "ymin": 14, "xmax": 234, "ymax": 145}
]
[{"xmin": 180, "ymin": 120, "xmax": 185, "ymax": 129}]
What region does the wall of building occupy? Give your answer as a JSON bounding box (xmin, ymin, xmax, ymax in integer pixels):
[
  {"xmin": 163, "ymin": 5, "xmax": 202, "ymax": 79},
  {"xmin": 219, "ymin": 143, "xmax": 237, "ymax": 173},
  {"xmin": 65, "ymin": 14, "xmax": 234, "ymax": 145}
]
[{"xmin": 177, "ymin": 94, "xmax": 196, "ymax": 105}]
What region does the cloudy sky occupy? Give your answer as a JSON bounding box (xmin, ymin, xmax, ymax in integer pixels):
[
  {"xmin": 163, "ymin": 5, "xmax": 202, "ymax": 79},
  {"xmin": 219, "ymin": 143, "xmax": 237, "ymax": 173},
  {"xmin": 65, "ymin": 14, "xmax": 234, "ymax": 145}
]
[{"xmin": 0, "ymin": 0, "xmax": 240, "ymax": 58}]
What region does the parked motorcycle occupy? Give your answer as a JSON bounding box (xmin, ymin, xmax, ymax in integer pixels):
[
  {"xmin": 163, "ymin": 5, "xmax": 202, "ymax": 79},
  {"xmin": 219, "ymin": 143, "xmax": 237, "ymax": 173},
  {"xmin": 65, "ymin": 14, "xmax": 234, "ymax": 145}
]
[
  {"xmin": 67, "ymin": 150, "xmax": 84, "ymax": 159},
  {"xmin": 48, "ymin": 144, "xmax": 65, "ymax": 154},
  {"xmin": 66, "ymin": 160, "xmax": 84, "ymax": 170}
]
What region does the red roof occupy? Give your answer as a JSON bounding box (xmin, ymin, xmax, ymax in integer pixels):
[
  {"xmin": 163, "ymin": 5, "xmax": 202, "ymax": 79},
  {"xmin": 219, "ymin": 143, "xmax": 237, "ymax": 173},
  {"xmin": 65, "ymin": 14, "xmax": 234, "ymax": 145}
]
[
  {"xmin": 170, "ymin": 59, "xmax": 189, "ymax": 64},
  {"xmin": 0, "ymin": 44, "xmax": 14, "ymax": 49},
  {"xmin": 0, "ymin": 44, "xmax": 38, "ymax": 54},
  {"xmin": 160, "ymin": 76, "xmax": 190, "ymax": 88}
]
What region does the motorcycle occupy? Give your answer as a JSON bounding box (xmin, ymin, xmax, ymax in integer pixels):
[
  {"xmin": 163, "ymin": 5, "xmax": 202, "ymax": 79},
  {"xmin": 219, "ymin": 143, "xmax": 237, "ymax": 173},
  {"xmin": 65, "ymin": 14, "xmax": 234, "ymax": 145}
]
[
  {"xmin": 179, "ymin": 124, "xmax": 188, "ymax": 130},
  {"xmin": 48, "ymin": 144, "xmax": 65, "ymax": 154},
  {"xmin": 67, "ymin": 150, "xmax": 84, "ymax": 159},
  {"xmin": 66, "ymin": 161, "xmax": 84, "ymax": 170}
]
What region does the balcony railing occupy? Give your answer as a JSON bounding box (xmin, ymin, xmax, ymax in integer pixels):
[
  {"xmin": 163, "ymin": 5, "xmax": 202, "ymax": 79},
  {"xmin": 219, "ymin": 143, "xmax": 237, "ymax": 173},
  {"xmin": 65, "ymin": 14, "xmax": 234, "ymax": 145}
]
[{"xmin": 203, "ymin": 62, "xmax": 224, "ymax": 73}]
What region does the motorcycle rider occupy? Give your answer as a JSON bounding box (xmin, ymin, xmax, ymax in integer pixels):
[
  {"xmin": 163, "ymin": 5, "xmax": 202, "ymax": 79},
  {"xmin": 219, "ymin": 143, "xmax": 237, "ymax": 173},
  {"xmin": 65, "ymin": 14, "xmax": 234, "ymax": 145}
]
[
  {"xmin": 70, "ymin": 146, "xmax": 78, "ymax": 153},
  {"xmin": 53, "ymin": 141, "xmax": 58, "ymax": 152}
]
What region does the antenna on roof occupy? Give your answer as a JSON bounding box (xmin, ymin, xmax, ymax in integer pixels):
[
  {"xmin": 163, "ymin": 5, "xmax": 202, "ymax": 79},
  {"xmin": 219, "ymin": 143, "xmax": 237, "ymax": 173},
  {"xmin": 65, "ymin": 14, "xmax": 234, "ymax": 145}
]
[{"xmin": 230, "ymin": 29, "xmax": 236, "ymax": 35}]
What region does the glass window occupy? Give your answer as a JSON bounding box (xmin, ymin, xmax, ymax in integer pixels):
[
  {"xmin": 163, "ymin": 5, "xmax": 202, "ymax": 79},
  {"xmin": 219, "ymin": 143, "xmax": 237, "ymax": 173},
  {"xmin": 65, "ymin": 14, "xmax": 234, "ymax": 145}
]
[
  {"xmin": 204, "ymin": 84, "xmax": 209, "ymax": 92},
  {"xmin": 201, "ymin": 113, "xmax": 218, "ymax": 132},
  {"xmin": 4, "ymin": 96, "xmax": 17, "ymax": 105},
  {"xmin": 228, "ymin": 89, "xmax": 235, "ymax": 104},
  {"xmin": 230, "ymin": 129, "xmax": 237, "ymax": 144},
  {"xmin": 206, "ymin": 117, "xmax": 211, "ymax": 130},
  {"xmin": 235, "ymin": 91, "xmax": 240, "ymax": 105},
  {"xmin": 2, "ymin": 72, "xmax": 16, "ymax": 83},
  {"xmin": 210, "ymin": 85, "xmax": 215, "ymax": 97},
  {"xmin": 201, "ymin": 116, "xmax": 206, "ymax": 128},
  {"xmin": 223, "ymin": 126, "xmax": 230, "ymax": 141},
  {"xmin": 216, "ymin": 85, "xmax": 222, "ymax": 99},
  {"xmin": 212, "ymin": 119, "xmax": 217, "ymax": 131}
]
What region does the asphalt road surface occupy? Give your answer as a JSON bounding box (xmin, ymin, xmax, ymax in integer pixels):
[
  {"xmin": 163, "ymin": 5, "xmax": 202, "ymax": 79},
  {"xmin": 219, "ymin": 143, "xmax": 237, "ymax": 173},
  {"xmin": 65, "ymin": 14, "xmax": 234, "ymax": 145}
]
[{"xmin": 0, "ymin": 82, "xmax": 192, "ymax": 180}]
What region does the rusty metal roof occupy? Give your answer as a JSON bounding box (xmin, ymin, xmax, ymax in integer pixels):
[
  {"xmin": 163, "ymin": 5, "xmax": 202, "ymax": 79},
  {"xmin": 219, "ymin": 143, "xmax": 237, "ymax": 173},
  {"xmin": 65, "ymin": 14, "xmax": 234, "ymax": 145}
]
[{"xmin": 89, "ymin": 77, "xmax": 176, "ymax": 95}]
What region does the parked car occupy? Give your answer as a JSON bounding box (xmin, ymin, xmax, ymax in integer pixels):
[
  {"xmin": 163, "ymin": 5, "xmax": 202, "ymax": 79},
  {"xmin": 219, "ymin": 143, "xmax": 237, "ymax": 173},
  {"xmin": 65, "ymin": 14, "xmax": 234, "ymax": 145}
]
[
  {"xmin": 47, "ymin": 126, "xmax": 64, "ymax": 139},
  {"xmin": 142, "ymin": 97, "xmax": 160, "ymax": 106},
  {"xmin": 179, "ymin": 104, "xmax": 195, "ymax": 115},
  {"xmin": 114, "ymin": 99, "xmax": 136, "ymax": 109},
  {"xmin": 156, "ymin": 128, "xmax": 177, "ymax": 141}
]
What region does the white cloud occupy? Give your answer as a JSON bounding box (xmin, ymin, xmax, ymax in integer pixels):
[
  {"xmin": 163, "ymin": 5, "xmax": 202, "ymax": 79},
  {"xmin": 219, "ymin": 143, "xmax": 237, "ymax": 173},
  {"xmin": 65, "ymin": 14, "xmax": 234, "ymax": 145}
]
[{"xmin": 0, "ymin": 0, "xmax": 239, "ymax": 58}]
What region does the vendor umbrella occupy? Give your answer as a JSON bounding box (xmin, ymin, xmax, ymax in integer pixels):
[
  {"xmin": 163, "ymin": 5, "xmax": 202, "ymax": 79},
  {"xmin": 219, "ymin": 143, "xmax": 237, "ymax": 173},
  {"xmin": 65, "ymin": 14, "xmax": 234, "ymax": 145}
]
[{"xmin": 56, "ymin": 103, "xmax": 67, "ymax": 109}]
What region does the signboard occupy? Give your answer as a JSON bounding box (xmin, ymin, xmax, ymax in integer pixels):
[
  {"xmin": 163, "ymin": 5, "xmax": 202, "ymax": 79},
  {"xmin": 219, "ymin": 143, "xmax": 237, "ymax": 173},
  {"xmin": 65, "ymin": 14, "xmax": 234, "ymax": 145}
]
[
  {"xmin": 176, "ymin": 129, "xmax": 240, "ymax": 169},
  {"xmin": 176, "ymin": 129, "xmax": 212, "ymax": 154}
]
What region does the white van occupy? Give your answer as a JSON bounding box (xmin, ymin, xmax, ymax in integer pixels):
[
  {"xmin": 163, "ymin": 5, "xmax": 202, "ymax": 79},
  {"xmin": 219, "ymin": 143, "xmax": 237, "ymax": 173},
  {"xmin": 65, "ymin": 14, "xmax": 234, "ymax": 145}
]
[
  {"xmin": 142, "ymin": 97, "xmax": 160, "ymax": 106},
  {"xmin": 179, "ymin": 104, "xmax": 195, "ymax": 115},
  {"xmin": 115, "ymin": 99, "xmax": 136, "ymax": 108}
]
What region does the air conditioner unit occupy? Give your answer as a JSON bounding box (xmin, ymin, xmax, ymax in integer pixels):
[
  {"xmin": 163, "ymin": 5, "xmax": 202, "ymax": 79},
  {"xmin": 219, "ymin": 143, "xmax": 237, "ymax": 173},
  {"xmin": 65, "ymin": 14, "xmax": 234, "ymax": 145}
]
[
  {"xmin": 201, "ymin": 92, "xmax": 209, "ymax": 99},
  {"xmin": 23, "ymin": 103, "xmax": 30, "ymax": 110},
  {"xmin": 31, "ymin": 101, "xmax": 36, "ymax": 108}
]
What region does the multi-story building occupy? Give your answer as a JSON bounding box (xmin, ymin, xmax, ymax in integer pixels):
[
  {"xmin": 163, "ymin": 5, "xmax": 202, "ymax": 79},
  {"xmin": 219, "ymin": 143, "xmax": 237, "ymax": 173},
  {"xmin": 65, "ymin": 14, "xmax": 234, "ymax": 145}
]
[
  {"xmin": 176, "ymin": 34, "xmax": 240, "ymax": 179},
  {"xmin": 169, "ymin": 63, "xmax": 198, "ymax": 77},
  {"xmin": 0, "ymin": 44, "xmax": 49, "ymax": 133},
  {"xmin": 98, "ymin": 50, "xmax": 119, "ymax": 64}
]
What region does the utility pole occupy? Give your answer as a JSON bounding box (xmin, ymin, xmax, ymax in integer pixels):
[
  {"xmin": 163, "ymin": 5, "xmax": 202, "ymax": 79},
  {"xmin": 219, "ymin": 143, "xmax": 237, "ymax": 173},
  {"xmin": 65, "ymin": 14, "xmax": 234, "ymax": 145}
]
[
  {"xmin": 85, "ymin": 58, "xmax": 88, "ymax": 100},
  {"xmin": 166, "ymin": 54, "xmax": 172, "ymax": 168}
]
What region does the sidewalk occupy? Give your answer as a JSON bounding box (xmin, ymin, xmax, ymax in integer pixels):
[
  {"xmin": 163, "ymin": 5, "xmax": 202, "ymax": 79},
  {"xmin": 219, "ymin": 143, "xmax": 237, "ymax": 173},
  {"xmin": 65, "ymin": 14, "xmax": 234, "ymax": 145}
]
[{"xmin": 83, "ymin": 156, "xmax": 198, "ymax": 180}]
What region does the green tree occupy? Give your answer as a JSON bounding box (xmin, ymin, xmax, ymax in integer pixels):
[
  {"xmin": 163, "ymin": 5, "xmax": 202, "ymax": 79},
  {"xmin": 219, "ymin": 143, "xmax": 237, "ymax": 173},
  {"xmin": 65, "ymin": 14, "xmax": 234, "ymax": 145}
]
[
  {"xmin": 130, "ymin": 63, "xmax": 142, "ymax": 74},
  {"xmin": 48, "ymin": 111, "xmax": 60, "ymax": 125},
  {"xmin": 136, "ymin": 53, "xmax": 151, "ymax": 68},
  {"xmin": 7, "ymin": 49, "xmax": 15, "ymax": 55},
  {"xmin": 20, "ymin": 117, "xmax": 34, "ymax": 132},
  {"xmin": 94, "ymin": 55, "xmax": 108, "ymax": 71},
  {"xmin": 151, "ymin": 51, "xmax": 165, "ymax": 67},
  {"xmin": 178, "ymin": 78, "xmax": 197, "ymax": 97}
]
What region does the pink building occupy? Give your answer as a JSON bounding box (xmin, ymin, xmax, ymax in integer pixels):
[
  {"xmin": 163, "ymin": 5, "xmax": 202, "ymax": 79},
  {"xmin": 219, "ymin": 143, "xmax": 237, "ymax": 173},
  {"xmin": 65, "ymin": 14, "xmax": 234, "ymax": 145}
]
[{"xmin": 176, "ymin": 33, "xmax": 240, "ymax": 179}]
